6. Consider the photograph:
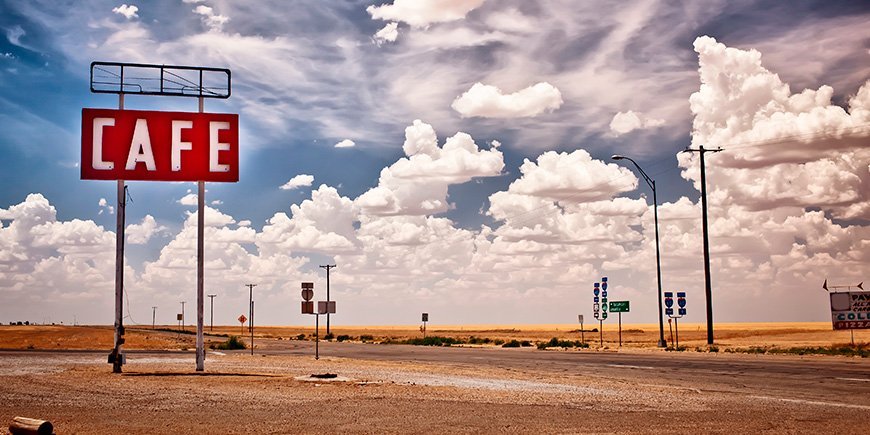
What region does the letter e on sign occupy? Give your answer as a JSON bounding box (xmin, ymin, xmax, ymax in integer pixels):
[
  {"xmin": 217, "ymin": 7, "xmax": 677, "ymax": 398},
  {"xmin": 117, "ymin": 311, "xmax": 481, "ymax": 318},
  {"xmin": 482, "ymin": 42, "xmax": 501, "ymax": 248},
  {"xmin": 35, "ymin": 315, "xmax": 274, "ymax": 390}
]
[{"xmin": 81, "ymin": 108, "xmax": 239, "ymax": 182}]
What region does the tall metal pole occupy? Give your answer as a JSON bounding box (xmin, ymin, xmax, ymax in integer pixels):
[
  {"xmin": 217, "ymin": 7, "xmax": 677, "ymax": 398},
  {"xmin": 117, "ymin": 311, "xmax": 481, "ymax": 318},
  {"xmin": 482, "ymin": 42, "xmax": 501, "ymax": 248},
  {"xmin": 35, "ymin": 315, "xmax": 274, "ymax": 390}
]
[
  {"xmin": 111, "ymin": 93, "xmax": 126, "ymax": 374},
  {"xmin": 246, "ymin": 284, "xmax": 256, "ymax": 332},
  {"xmin": 320, "ymin": 264, "xmax": 336, "ymax": 335},
  {"xmin": 684, "ymin": 146, "xmax": 721, "ymax": 345},
  {"xmin": 195, "ymin": 97, "xmax": 205, "ymax": 371},
  {"xmin": 208, "ymin": 294, "xmax": 216, "ymax": 332},
  {"xmin": 152, "ymin": 306, "xmax": 157, "ymax": 330},
  {"xmin": 250, "ymin": 300, "xmax": 254, "ymax": 356},
  {"xmin": 180, "ymin": 301, "xmax": 185, "ymax": 331},
  {"xmin": 246, "ymin": 284, "xmax": 256, "ymax": 354},
  {"xmin": 651, "ymin": 181, "xmax": 666, "ymax": 348},
  {"xmin": 611, "ymin": 155, "xmax": 666, "ymax": 348}
]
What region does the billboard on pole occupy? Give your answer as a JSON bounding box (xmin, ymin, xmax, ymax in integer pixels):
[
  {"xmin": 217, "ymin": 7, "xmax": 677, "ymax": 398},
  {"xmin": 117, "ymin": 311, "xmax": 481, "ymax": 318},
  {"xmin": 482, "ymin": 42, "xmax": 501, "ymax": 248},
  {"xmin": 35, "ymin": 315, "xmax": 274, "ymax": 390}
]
[{"xmin": 830, "ymin": 291, "xmax": 870, "ymax": 330}]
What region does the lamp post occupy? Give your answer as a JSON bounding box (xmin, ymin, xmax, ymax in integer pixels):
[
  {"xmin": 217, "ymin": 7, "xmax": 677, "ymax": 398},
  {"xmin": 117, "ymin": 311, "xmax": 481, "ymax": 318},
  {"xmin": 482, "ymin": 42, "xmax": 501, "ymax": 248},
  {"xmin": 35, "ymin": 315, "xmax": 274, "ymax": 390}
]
[{"xmin": 611, "ymin": 155, "xmax": 667, "ymax": 348}]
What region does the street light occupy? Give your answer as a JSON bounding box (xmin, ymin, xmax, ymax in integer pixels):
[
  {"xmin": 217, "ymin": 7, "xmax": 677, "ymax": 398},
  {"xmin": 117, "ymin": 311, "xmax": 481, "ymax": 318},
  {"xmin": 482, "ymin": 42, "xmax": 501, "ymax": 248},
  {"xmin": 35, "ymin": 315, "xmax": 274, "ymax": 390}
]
[{"xmin": 611, "ymin": 155, "xmax": 667, "ymax": 348}]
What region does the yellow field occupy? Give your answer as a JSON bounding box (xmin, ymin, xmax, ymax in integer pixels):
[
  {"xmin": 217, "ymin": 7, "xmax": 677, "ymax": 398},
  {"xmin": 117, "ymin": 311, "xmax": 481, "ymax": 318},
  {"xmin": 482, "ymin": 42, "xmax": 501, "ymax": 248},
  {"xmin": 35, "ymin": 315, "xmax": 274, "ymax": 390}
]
[{"xmin": 1, "ymin": 322, "xmax": 866, "ymax": 351}]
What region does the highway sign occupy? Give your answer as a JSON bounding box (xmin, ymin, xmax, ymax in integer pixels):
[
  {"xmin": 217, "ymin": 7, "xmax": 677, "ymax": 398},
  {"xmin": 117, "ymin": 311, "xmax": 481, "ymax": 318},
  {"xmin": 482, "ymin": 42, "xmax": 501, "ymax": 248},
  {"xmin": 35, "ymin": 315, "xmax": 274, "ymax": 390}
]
[
  {"xmin": 301, "ymin": 289, "xmax": 314, "ymax": 301},
  {"xmin": 301, "ymin": 282, "xmax": 314, "ymax": 289},
  {"xmin": 318, "ymin": 301, "xmax": 336, "ymax": 315},
  {"xmin": 609, "ymin": 301, "xmax": 630, "ymax": 312},
  {"xmin": 578, "ymin": 314, "xmax": 584, "ymax": 324},
  {"xmin": 301, "ymin": 301, "xmax": 314, "ymax": 314},
  {"xmin": 601, "ymin": 312, "xmax": 608, "ymax": 319},
  {"xmin": 678, "ymin": 308, "xmax": 686, "ymax": 316},
  {"xmin": 677, "ymin": 292, "xmax": 686, "ymax": 308},
  {"xmin": 237, "ymin": 314, "xmax": 246, "ymax": 324},
  {"xmin": 422, "ymin": 313, "xmax": 429, "ymax": 322},
  {"xmin": 666, "ymin": 307, "xmax": 674, "ymax": 316}
]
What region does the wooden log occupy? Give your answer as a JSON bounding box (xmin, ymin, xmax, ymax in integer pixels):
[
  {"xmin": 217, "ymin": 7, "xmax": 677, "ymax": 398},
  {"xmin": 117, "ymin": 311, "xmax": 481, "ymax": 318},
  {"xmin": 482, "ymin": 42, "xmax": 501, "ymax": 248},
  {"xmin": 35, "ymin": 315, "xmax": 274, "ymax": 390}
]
[{"xmin": 9, "ymin": 417, "xmax": 53, "ymax": 435}]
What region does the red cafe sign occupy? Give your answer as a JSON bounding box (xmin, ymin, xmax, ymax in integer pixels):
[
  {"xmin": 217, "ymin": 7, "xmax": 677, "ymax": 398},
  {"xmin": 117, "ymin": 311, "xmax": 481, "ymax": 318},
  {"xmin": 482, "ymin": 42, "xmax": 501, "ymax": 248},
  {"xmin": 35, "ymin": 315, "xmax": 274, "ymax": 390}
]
[{"xmin": 81, "ymin": 108, "xmax": 239, "ymax": 182}]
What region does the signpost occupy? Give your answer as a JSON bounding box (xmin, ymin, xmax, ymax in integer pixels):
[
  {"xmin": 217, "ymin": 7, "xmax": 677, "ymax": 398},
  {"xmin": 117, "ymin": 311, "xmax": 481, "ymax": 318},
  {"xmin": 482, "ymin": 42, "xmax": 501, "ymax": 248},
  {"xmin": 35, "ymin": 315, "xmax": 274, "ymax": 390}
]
[
  {"xmin": 85, "ymin": 61, "xmax": 235, "ymax": 373},
  {"xmin": 578, "ymin": 314, "xmax": 584, "ymax": 345},
  {"xmin": 593, "ymin": 277, "xmax": 609, "ymax": 348},
  {"xmin": 422, "ymin": 313, "xmax": 429, "ymax": 338},
  {"xmin": 301, "ymin": 282, "xmax": 336, "ymax": 360},
  {"xmin": 664, "ymin": 292, "xmax": 686, "ymax": 348},
  {"xmin": 829, "ymin": 290, "xmax": 870, "ymax": 345},
  {"xmin": 609, "ymin": 301, "xmax": 630, "ymax": 347},
  {"xmin": 237, "ymin": 314, "xmax": 247, "ymax": 335}
]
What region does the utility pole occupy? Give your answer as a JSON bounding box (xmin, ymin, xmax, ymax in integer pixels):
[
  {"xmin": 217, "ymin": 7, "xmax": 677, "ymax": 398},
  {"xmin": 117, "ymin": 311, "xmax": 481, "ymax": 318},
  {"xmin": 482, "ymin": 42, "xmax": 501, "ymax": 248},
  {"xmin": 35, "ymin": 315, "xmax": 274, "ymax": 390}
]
[
  {"xmin": 180, "ymin": 301, "xmax": 186, "ymax": 331},
  {"xmin": 683, "ymin": 145, "xmax": 721, "ymax": 345},
  {"xmin": 320, "ymin": 264, "xmax": 336, "ymax": 335},
  {"xmin": 208, "ymin": 294, "xmax": 216, "ymax": 332},
  {"xmin": 152, "ymin": 306, "xmax": 157, "ymax": 330}
]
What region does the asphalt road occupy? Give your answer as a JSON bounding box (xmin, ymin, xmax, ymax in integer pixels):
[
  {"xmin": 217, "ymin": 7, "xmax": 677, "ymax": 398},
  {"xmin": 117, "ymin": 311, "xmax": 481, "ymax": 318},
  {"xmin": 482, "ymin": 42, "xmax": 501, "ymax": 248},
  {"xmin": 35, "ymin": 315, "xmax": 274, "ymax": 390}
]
[
  {"xmin": 3, "ymin": 339, "xmax": 868, "ymax": 410},
  {"xmin": 248, "ymin": 339, "xmax": 870, "ymax": 408}
]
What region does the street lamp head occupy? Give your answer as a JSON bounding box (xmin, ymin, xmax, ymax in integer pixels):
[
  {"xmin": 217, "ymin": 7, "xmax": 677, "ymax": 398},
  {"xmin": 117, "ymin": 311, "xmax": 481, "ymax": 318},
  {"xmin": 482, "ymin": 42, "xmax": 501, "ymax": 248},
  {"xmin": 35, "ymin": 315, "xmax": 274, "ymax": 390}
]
[{"xmin": 611, "ymin": 155, "xmax": 625, "ymax": 160}]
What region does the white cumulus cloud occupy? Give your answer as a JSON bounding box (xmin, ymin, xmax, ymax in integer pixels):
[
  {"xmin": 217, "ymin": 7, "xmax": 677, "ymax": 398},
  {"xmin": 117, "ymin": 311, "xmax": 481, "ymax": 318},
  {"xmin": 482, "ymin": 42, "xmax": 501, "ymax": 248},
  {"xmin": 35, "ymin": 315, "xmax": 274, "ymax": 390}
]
[
  {"xmin": 334, "ymin": 139, "xmax": 356, "ymax": 148},
  {"xmin": 112, "ymin": 4, "xmax": 139, "ymax": 20},
  {"xmin": 608, "ymin": 110, "xmax": 665, "ymax": 136},
  {"xmin": 451, "ymin": 82, "xmax": 563, "ymax": 118},
  {"xmin": 126, "ymin": 215, "xmax": 167, "ymax": 244},
  {"xmin": 367, "ymin": 0, "xmax": 486, "ymax": 28},
  {"xmin": 373, "ymin": 22, "xmax": 399, "ymax": 45},
  {"xmin": 356, "ymin": 120, "xmax": 504, "ymax": 216},
  {"xmin": 193, "ymin": 5, "xmax": 229, "ymax": 32},
  {"xmin": 280, "ymin": 174, "xmax": 315, "ymax": 190}
]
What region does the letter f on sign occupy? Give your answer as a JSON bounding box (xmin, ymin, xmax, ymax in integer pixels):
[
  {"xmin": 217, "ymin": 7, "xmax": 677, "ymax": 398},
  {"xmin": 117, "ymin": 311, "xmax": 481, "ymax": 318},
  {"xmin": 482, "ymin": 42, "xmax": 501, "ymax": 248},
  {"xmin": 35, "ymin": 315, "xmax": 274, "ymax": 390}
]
[
  {"xmin": 172, "ymin": 120, "xmax": 193, "ymax": 171},
  {"xmin": 92, "ymin": 118, "xmax": 115, "ymax": 170}
]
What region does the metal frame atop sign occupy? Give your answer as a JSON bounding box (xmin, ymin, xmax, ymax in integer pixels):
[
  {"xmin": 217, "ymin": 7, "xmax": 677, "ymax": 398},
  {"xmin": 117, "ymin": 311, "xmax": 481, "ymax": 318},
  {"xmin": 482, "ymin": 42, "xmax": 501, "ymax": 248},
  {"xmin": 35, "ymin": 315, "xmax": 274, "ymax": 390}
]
[{"xmin": 90, "ymin": 61, "xmax": 231, "ymax": 99}]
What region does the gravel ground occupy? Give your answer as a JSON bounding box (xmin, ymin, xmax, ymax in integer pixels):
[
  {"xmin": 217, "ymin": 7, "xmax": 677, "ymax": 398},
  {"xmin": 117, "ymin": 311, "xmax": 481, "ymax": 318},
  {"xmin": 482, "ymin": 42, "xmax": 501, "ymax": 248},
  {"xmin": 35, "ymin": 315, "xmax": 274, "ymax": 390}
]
[{"xmin": 1, "ymin": 351, "xmax": 868, "ymax": 434}]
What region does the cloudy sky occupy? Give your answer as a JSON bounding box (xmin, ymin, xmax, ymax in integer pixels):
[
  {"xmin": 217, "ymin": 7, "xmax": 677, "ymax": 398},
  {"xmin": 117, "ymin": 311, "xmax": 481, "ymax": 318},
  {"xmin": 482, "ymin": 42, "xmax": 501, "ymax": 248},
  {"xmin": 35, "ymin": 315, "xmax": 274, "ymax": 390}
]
[{"xmin": 1, "ymin": 0, "xmax": 868, "ymax": 328}]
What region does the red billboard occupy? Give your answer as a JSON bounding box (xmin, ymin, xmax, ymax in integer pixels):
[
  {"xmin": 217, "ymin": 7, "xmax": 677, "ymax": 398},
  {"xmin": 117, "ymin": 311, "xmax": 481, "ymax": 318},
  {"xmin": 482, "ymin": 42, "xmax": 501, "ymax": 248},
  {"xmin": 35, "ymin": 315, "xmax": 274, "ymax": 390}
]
[{"xmin": 81, "ymin": 108, "xmax": 239, "ymax": 182}]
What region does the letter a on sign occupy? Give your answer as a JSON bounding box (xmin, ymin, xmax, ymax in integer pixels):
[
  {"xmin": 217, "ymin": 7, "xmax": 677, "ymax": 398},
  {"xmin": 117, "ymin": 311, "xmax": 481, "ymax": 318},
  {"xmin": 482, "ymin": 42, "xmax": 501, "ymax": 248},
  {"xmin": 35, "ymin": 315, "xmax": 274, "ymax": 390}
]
[{"xmin": 81, "ymin": 108, "xmax": 239, "ymax": 182}]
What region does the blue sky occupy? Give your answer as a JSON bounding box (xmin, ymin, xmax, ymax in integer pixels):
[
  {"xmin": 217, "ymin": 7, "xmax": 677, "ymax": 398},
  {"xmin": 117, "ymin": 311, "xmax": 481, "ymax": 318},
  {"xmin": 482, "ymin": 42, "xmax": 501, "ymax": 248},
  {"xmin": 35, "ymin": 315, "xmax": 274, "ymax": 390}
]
[{"xmin": 0, "ymin": 0, "xmax": 868, "ymax": 327}]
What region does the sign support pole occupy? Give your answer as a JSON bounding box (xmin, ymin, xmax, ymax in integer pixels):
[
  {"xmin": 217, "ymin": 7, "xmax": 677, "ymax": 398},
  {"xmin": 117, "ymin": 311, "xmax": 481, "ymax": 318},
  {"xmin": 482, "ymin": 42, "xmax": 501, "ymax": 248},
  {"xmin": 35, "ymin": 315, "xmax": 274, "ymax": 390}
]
[
  {"xmin": 315, "ymin": 313, "xmax": 320, "ymax": 360},
  {"xmin": 195, "ymin": 97, "xmax": 206, "ymax": 372},
  {"xmin": 580, "ymin": 319, "xmax": 584, "ymax": 346},
  {"xmin": 250, "ymin": 300, "xmax": 254, "ymax": 356},
  {"xmin": 111, "ymin": 93, "xmax": 126, "ymax": 374},
  {"xmin": 675, "ymin": 317, "xmax": 680, "ymax": 349},
  {"xmin": 599, "ymin": 320, "xmax": 603, "ymax": 348},
  {"xmin": 618, "ymin": 312, "xmax": 622, "ymax": 347},
  {"xmin": 668, "ymin": 319, "xmax": 674, "ymax": 348}
]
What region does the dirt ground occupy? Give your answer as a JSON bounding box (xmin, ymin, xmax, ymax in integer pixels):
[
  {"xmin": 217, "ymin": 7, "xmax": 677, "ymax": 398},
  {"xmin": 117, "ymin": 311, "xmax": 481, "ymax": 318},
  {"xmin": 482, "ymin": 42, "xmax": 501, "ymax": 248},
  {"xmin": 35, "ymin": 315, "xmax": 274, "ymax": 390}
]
[{"xmin": 1, "ymin": 325, "xmax": 869, "ymax": 434}]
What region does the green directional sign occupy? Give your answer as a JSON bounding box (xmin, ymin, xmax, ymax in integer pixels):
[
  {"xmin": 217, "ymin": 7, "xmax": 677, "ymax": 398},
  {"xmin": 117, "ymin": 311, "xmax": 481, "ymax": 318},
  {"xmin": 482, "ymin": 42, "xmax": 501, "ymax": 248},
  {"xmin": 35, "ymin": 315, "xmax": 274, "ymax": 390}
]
[{"xmin": 609, "ymin": 301, "xmax": 630, "ymax": 313}]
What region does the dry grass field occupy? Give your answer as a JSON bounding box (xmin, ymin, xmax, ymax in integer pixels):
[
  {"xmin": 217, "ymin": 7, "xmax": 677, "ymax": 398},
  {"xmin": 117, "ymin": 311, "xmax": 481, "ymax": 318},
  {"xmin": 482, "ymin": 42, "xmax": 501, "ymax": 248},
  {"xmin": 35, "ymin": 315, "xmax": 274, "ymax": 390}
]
[{"xmin": 1, "ymin": 322, "xmax": 866, "ymax": 351}]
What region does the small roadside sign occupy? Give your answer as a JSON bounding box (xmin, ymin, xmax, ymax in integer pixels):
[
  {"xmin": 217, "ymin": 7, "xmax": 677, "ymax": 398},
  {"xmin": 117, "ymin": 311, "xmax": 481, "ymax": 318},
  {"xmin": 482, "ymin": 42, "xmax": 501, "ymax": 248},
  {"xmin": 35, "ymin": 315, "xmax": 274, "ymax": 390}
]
[
  {"xmin": 318, "ymin": 301, "xmax": 336, "ymax": 315},
  {"xmin": 422, "ymin": 313, "xmax": 429, "ymax": 322},
  {"xmin": 238, "ymin": 314, "xmax": 247, "ymax": 324},
  {"xmin": 176, "ymin": 314, "xmax": 183, "ymax": 321},
  {"xmin": 610, "ymin": 301, "xmax": 629, "ymax": 313}
]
